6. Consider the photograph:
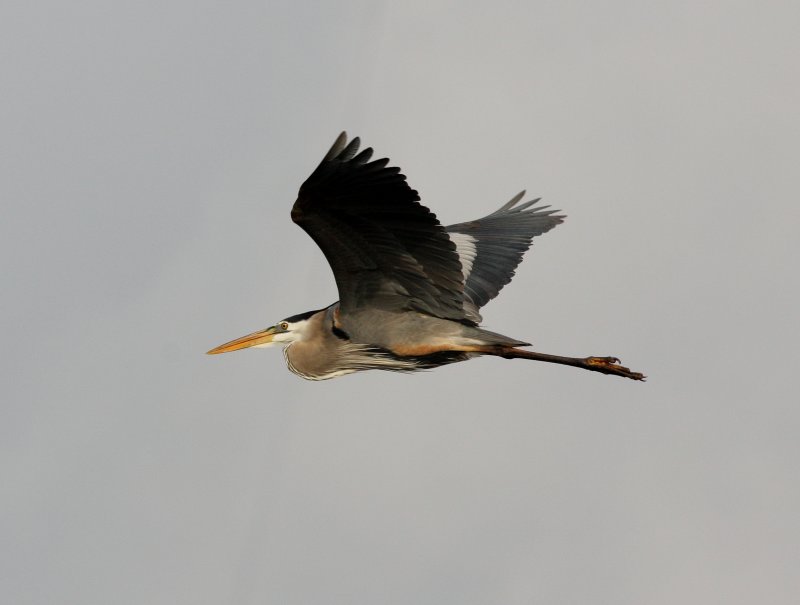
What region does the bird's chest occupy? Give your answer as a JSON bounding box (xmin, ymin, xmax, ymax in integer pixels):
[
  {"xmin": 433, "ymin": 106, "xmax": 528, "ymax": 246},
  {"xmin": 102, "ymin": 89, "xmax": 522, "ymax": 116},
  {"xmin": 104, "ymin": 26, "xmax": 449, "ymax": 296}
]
[{"xmin": 283, "ymin": 342, "xmax": 355, "ymax": 381}]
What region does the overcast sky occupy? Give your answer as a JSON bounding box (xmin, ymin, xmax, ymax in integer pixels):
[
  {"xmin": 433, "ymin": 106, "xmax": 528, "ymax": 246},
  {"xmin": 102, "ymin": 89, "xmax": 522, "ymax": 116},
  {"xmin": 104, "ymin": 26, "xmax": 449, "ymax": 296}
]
[{"xmin": 3, "ymin": 1, "xmax": 799, "ymax": 604}]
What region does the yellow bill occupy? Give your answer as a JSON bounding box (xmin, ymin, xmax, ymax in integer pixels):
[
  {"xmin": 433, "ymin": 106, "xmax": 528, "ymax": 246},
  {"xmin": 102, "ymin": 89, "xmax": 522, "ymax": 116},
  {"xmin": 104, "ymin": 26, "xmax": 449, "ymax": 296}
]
[{"xmin": 207, "ymin": 326, "xmax": 277, "ymax": 355}]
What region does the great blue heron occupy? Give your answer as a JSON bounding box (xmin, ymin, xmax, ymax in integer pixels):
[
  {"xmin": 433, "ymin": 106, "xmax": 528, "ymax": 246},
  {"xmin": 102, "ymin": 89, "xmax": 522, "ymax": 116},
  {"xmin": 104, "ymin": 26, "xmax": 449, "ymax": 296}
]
[{"xmin": 208, "ymin": 133, "xmax": 644, "ymax": 381}]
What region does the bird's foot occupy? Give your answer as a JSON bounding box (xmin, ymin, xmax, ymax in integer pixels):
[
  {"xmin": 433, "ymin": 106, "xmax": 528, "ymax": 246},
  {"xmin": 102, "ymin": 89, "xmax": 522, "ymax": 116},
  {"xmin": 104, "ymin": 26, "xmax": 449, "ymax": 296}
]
[{"xmin": 585, "ymin": 356, "xmax": 646, "ymax": 381}]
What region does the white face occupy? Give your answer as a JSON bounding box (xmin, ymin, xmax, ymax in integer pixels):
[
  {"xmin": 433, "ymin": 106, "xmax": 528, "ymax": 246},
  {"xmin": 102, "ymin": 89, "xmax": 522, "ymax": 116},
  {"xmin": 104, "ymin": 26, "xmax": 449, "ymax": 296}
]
[{"xmin": 252, "ymin": 319, "xmax": 306, "ymax": 348}]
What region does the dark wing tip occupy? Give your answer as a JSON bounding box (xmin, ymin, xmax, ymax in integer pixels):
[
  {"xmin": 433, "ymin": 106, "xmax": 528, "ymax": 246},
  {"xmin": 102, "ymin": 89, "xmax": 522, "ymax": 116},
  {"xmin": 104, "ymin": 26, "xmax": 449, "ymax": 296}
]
[
  {"xmin": 496, "ymin": 191, "xmax": 526, "ymax": 212},
  {"xmin": 338, "ymin": 136, "xmax": 361, "ymax": 162},
  {"xmin": 324, "ymin": 132, "xmax": 350, "ymax": 161},
  {"xmin": 294, "ymin": 132, "xmax": 421, "ymax": 226},
  {"xmin": 487, "ymin": 192, "xmax": 566, "ymax": 222},
  {"xmin": 321, "ymin": 132, "xmax": 375, "ymax": 166},
  {"xmin": 322, "ymin": 131, "xmax": 365, "ymax": 161}
]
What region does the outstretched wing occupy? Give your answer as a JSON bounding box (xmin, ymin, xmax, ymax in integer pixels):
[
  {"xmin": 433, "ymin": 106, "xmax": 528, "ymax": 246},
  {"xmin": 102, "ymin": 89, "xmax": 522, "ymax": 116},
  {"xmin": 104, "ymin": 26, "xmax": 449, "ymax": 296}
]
[
  {"xmin": 291, "ymin": 132, "xmax": 471, "ymax": 323},
  {"xmin": 446, "ymin": 192, "xmax": 564, "ymax": 320}
]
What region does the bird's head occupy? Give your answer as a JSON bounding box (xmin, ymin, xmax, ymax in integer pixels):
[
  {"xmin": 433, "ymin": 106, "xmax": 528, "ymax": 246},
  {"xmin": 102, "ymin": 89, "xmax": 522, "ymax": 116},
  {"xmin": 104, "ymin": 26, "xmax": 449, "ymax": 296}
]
[{"xmin": 206, "ymin": 310, "xmax": 316, "ymax": 355}]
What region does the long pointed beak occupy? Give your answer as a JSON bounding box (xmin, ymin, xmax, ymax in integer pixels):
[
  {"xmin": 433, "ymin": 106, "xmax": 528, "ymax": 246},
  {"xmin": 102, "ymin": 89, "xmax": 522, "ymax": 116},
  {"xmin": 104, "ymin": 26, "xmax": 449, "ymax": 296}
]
[{"xmin": 207, "ymin": 327, "xmax": 276, "ymax": 355}]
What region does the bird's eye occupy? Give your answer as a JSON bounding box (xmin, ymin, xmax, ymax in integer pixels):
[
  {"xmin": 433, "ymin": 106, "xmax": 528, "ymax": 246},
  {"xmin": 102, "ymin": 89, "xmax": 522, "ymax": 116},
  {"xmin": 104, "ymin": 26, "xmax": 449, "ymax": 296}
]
[{"xmin": 279, "ymin": 322, "xmax": 289, "ymax": 331}]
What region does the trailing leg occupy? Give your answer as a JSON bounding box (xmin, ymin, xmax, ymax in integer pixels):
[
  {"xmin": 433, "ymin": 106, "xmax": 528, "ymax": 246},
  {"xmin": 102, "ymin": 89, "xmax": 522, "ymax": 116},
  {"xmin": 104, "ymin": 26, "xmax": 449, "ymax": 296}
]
[{"xmin": 493, "ymin": 347, "xmax": 645, "ymax": 381}]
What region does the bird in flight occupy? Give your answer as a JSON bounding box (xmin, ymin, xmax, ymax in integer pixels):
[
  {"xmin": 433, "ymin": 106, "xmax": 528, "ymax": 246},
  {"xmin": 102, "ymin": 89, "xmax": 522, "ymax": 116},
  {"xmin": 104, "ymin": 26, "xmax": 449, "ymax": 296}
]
[{"xmin": 208, "ymin": 133, "xmax": 644, "ymax": 381}]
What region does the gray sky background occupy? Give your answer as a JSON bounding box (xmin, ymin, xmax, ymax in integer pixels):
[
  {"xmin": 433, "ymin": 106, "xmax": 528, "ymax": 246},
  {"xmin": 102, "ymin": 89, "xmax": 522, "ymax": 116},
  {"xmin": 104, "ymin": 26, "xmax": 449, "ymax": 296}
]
[{"xmin": 3, "ymin": 1, "xmax": 799, "ymax": 603}]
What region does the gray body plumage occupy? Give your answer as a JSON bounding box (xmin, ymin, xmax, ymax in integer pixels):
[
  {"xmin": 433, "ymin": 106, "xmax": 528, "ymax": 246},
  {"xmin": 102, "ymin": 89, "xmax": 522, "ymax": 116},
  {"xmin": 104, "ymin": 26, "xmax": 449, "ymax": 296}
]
[{"xmin": 283, "ymin": 302, "xmax": 526, "ymax": 380}]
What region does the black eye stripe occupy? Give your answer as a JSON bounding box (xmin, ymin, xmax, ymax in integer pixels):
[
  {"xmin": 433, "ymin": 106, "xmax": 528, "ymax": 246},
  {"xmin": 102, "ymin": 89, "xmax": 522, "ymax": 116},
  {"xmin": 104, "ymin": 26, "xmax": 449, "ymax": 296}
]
[{"xmin": 282, "ymin": 309, "xmax": 320, "ymax": 323}]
